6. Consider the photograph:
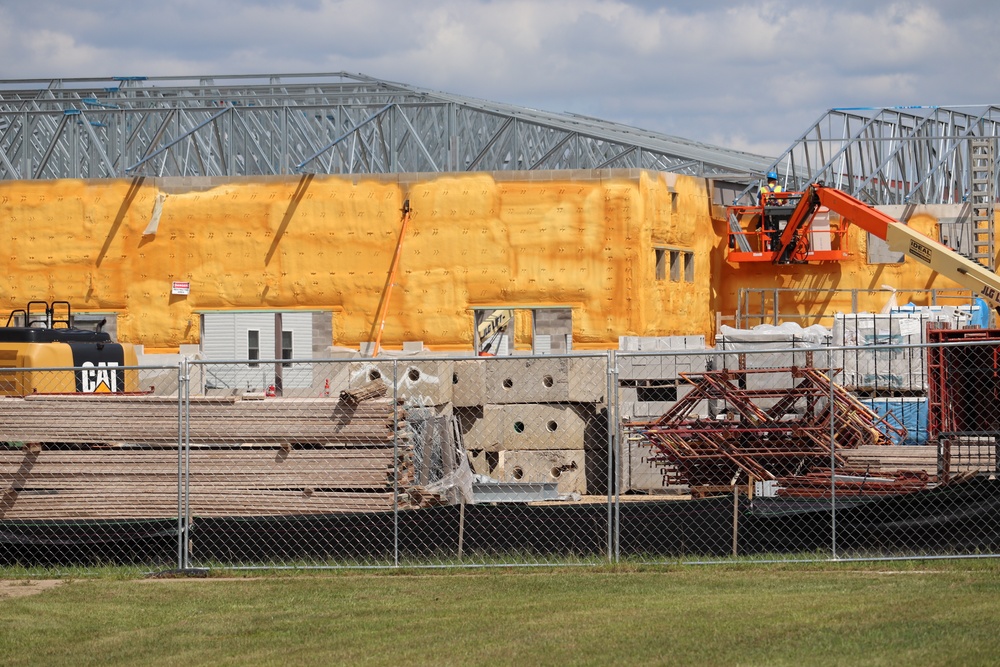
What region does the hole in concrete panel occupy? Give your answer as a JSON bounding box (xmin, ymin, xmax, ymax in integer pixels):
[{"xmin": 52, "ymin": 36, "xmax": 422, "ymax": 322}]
[
  {"xmin": 368, "ymin": 369, "xmax": 382, "ymax": 381},
  {"xmin": 502, "ymin": 378, "xmax": 514, "ymax": 389},
  {"xmin": 408, "ymin": 368, "xmax": 420, "ymax": 382},
  {"xmin": 452, "ymin": 372, "xmax": 459, "ymax": 385},
  {"xmin": 550, "ymin": 467, "xmax": 562, "ymax": 478},
  {"xmin": 542, "ymin": 375, "xmax": 554, "ymax": 388},
  {"xmin": 513, "ymin": 421, "xmax": 525, "ymax": 433},
  {"xmin": 512, "ymin": 466, "xmax": 524, "ymax": 480},
  {"xmin": 547, "ymin": 420, "xmax": 558, "ymax": 432}
]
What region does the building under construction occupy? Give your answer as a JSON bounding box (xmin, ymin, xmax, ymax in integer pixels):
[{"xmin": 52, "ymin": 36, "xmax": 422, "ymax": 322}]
[
  {"xmin": 4, "ymin": 73, "xmax": 1000, "ymax": 560},
  {"xmin": 0, "ymin": 73, "xmax": 994, "ymax": 353}
]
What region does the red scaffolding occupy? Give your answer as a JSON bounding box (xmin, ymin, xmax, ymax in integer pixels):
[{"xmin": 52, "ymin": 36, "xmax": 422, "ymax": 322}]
[{"xmin": 626, "ymin": 367, "xmax": 913, "ymax": 497}]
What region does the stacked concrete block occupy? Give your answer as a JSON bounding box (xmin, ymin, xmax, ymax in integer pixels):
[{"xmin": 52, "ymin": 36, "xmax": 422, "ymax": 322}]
[
  {"xmin": 618, "ymin": 381, "xmax": 709, "ymax": 421},
  {"xmin": 568, "ymin": 356, "xmax": 606, "ymax": 402},
  {"xmin": 618, "ymin": 337, "xmax": 709, "ymax": 381},
  {"xmin": 452, "ymin": 359, "xmax": 487, "ymax": 407},
  {"xmin": 626, "ymin": 439, "xmax": 670, "ymax": 493},
  {"xmin": 485, "ymin": 357, "xmax": 572, "ymax": 404},
  {"xmin": 717, "ymin": 339, "xmax": 829, "ymax": 373},
  {"xmin": 348, "ymin": 359, "xmax": 455, "ymax": 406},
  {"xmin": 498, "ymin": 449, "xmax": 587, "ymax": 495},
  {"xmin": 459, "ymin": 403, "xmax": 587, "ymax": 452},
  {"xmin": 533, "ymin": 309, "xmax": 573, "ymax": 354},
  {"xmin": 618, "ymin": 335, "xmax": 706, "ymax": 352},
  {"xmin": 617, "ymin": 342, "xmax": 710, "ymax": 423}
]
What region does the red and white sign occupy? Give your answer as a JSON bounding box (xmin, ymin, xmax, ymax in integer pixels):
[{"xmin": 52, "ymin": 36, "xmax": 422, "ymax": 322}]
[{"xmin": 171, "ymin": 281, "xmax": 191, "ymax": 295}]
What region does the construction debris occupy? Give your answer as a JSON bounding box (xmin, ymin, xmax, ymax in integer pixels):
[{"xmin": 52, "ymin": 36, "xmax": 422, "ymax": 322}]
[{"xmin": 340, "ymin": 378, "xmax": 389, "ymax": 406}]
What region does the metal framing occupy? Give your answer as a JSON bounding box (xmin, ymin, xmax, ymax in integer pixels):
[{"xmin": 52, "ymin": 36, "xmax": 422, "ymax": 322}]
[
  {"xmin": 0, "ymin": 72, "xmax": 774, "ymax": 181},
  {"xmin": 738, "ymin": 105, "xmax": 1000, "ymax": 206}
]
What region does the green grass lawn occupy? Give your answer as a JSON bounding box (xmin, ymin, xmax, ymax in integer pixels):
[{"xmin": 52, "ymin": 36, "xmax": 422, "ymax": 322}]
[{"xmin": 3, "ymin": 562, "xmax": 1000, "ymax": 666}]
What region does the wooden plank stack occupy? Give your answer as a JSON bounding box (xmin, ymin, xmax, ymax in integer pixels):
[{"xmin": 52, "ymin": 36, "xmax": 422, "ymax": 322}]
[
  {"xmin": 841, "ymin": 445, "xmax": 939, "ymax": 476},
  {"xmin": 0, "ymin": 386, "xmax": 450, "ymax": 520}
]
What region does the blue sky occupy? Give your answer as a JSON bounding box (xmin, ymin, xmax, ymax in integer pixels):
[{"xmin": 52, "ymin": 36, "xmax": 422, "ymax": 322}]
[{"xmin": 0, "ymin": 0, "xmax": 994, "ymax": 157}]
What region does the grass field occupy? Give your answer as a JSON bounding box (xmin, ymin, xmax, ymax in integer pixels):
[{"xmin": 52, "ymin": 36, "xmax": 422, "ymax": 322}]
[{"xmin": 3, "ymin": 562, "xmax": 1000, "ymax": 666}]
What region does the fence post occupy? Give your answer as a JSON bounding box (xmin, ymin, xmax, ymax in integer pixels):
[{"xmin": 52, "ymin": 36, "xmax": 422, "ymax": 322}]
[
  {"xmin": 606, "ymin": 350, "xmax": 618, "ymax": 563},
  {"xmin": 181, "ymin": 359, "xmax": 192, "ymax": 571},
  {"xmin": 829, "ymin": 364, "xmax": 837, "ymax": 560},
  {"xmin": 392, "ymin": 360, "xmax": 400, "ymax": 568},
  {"xmin": 176, "ymin": 361, "xmax": 186, "ymax": 571}
]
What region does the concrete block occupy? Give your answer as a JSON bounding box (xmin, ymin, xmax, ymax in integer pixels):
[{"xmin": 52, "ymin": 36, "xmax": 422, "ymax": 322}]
[
  {"xmin": 458, "ymin": 405, "xmax": 505, "ymax": 451},
  {"xmin": 348, "ymin": 359, "xmax": 454, "ymax": 406},
  {"xmin": 627, "ymin": 440, "xmax": 669, "ymax": 492},
  {"xmin": 684, "ymin": 335, "xmax": 707, "ymax": 349},
  {"xmin": 466, "ymin": 448, "xmax": 499, "ymax": 477},
  {"xmin": 618, "ymin": 382, "xmax": 709, "ymax": 421},
  {"xmin": 452, "ymin": 359, "xmax": 486, "ymax": 407},
  {"xmin": 663, "ymin": 353, "xmax": 708, "ymax": 379},
  {"xmin": 504, "ymin": 403, "xmax": 587, "ymax": 451},
  {"xmin": 743, "ymin": 369, "xmax": 796, "ymax": 391},
  {"xmin": 568, "ymin": 356, "xmax": 605, "ymax": 402},
  {"xmin": 499, "ymin": 449, "xmax": 586, "ymax": 495},
  {"xmin": 459, "ymin": 403, "xmax": 588, "ymax": 451},
  {"xmin": 485, "ymin": 357, "xmax": 570, "ymax": 404},
  {"xmin": 617, "ymin": 355, "xmax": 662, "ymax": 380},
  {"xmin": 619, "ymin": 336, "xmax": 640, "ymax": 351}
]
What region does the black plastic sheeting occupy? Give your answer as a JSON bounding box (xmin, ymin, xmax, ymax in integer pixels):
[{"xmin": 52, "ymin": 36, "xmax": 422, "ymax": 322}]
[{"xmin": 4, "ymin": 477, "xmax": 1000, "ymax": 567}]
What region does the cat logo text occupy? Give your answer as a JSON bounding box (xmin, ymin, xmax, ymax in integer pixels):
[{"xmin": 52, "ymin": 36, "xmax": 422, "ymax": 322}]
[{"xmin": 79, "ymin": 361, "xmax": 121, "ymax": 393}]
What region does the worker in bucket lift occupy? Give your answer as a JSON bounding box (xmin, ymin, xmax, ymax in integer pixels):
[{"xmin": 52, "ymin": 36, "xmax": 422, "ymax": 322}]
[
  {"xmin": 758, "ymin": 171, "xmax": 784, "ymax": 205},
  {"xmin": 758, "ymin": 171, "xmax": 784, "ymax": 250}
]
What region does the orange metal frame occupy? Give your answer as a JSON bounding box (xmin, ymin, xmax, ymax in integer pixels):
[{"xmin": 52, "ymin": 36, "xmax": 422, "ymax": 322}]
[
  {"xmin": 726, "ymin": 191, "xmax": 852, "ymax": 264},
  {"xmin": 371, "ymin": 202, "xmax": 412, "ymax": 357}
]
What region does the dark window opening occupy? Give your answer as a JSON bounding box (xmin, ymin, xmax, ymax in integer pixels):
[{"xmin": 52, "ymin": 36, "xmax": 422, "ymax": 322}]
[
  {"xmin": 248, "ymin": 330, "xmax": 260, "ymax": 367},
  {"xmin": 637, "ymin": 385, "xmax": 678, "ymax": 402}
]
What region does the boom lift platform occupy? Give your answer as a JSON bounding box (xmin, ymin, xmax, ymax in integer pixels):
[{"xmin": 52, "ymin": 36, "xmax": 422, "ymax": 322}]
[
  {"xmin": 727, "ymin": 190, "xmax": 851, "ymax": 264},
  {"xmin": 728, "ymin": 182, "xmax": 1000, "ymax": 312}
]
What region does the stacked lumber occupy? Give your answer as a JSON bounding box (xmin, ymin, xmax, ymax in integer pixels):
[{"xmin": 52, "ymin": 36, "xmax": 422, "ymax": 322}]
[
  {"xmin": 0, "ymin": 391, "xmax": 452, "ymax": 520},
  {"xmin": 777, "ymin": 470, "xmax": 931, "ymax": 498},
  {"xmin": 0, "ymin": 394, "xmax": 401, "ymax": 445},
  {"xmin": 842, "ymin": 445, "xmax": 939, "ymax": 476},
  {"xmin": 0, "ymin": 445, "xmax": 407, "ymax": 520}
]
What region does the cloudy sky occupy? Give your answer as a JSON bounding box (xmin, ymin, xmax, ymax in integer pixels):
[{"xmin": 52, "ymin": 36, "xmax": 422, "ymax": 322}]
[{"xmin": 0, "ymin": 0, "xmax": 994, "ymax": 158}]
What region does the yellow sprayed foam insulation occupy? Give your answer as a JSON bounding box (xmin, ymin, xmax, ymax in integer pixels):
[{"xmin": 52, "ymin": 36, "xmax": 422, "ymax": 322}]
[{"xmin": 0, "ymin": 173, "xmax": 973, "ymax": 352}]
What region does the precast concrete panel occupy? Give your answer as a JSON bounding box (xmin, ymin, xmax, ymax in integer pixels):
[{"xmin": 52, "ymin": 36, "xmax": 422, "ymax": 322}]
[
  {"xmin": 348, "ymin": 359, "xmax": 454, "ymax": 406},
  {"xmin": 486, "ymin": 357, "xmax": 572, "ymax": 404},
  {"xmin": 499, "ymin": 449, "xmax": 586, "ymax": 495},
  {"xmin": 452, "ymin": 359, "xmax": 487, "ymax": 407},
  {"xmin": 459, "ymin": 403, "xmax": 588, "ymax": 452}
]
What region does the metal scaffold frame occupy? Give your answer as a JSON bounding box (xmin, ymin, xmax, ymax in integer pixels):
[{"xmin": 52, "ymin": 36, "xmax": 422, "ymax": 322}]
[
  {"xmin": 0, "ymin": 72, "xmax": 774, "ymax": 181},
  {"xmin": 737, "ymin": 105, "xmax": 1000, "ymax": 207}
]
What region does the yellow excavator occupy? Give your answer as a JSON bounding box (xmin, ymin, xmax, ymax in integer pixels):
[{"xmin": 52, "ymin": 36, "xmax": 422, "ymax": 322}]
[{"xmin": 0, "ymin": 301, "xmax": 139, "ymax": 396}]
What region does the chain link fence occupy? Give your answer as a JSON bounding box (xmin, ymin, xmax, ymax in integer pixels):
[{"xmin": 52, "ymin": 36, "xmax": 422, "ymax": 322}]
[{"xmin": 4, "ymin": 337, "xmax": 1000, "ymax": 573}]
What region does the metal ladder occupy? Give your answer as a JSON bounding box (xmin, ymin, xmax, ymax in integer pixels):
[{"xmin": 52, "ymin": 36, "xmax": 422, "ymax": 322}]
[{"xmin": 968, "ymin": 137, "xmax": 995, "ymax": 269}]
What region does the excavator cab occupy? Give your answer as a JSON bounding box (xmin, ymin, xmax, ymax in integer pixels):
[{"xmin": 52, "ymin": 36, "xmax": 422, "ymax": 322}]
[{"xmin": 727, "ymin": 190, "xmax": 851, "ymax": 264}]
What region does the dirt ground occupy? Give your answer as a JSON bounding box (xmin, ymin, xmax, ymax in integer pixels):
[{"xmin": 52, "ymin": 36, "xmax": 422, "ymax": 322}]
[{"xmin": 0, "ymin": 580, "xmax": 65, "ymax": 599}]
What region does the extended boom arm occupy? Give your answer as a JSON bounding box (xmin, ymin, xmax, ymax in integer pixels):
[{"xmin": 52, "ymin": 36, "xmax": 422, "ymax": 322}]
[{"xmin": 787, "ymin": 184, "xmax": 1000, "ymax": 309}]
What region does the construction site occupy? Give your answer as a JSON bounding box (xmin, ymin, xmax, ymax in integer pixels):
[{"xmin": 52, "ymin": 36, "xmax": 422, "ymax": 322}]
[{"xmin": 3, "ymin": 73, "xmax": 1000, "ymax": 568}]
